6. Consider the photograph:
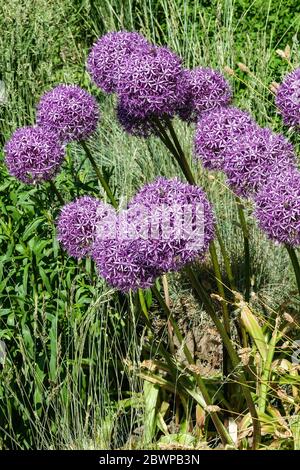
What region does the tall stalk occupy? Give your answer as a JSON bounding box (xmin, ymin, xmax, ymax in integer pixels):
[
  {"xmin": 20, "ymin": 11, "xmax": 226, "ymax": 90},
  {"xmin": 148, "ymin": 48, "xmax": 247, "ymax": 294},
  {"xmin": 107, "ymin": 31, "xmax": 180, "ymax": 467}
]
[
  {"xmin": 80, "ymin": 141, "xmax": 118, "ymax": 209},
  {"xmin": 151, "ymin": 285, "xmax": 235, "ymax": 447},
  {"xmin": 185, "ymin": 266, "xmax": 261, "ymax": 449},
  {"xmin": 286, "ymin": 245, "xmax": 300, "ymax": 297},
  {"xmin": 236, "ymin": 197, "xmax": 251, "ymax": 301},
  {"xmin": 49, "ymin": 180, "xmax": 65, "ymax": 205}
]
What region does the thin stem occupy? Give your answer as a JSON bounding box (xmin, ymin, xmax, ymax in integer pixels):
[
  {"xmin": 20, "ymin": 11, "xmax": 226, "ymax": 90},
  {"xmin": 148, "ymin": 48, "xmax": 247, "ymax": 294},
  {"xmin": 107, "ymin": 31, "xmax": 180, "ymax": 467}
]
[
  {"xmin": 162, "ymin": 274, "xmax": 175, "ymax": 355},
  {"xmin": 151, "ymin": 284, "xmax": 235, "ymax": 447},
  {"xmin": 236, "ymin": 197, "xmax": 251, "ymax": 302},
  {"xmin": 49, "ymin": 180, "xmax": 65, "ymax": 205},
  {"xmin": 80, "ymin": 141, "xmax": 118, "ymax": 209},
  {"xmin": 164, "ymin": 117, "xmax": 196, "ymax": 185},
  {"xmin": 209, "ymin": 241, "xmax": 231, "ymax": 388},
  {"xmin": 152, "ymin": 118, "xmax": 196, "ymax": 184},
  {"xmin": 138, "ymin": 288, "xmax": 149, "ymax": 321},
  {"xmin": 215, "ymin": 227, "xmax": 236, "ymax": 292},
  {"xmin": 209, "ymin": 242, "xmax": 231, "ymax": 335},
  {"xmin": 185, "ymin": 266, "xmax": 261, "ymax": 449},
  {"xmin": 286, "ymin": 245, "xmax": 300, "ymax": 296}
]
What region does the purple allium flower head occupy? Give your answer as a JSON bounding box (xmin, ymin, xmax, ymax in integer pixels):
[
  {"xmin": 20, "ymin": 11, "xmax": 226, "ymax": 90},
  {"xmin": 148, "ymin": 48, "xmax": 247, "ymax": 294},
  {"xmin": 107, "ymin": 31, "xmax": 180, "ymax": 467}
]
[
  {"xmin": 276, "ymin": 68, "xmax": 300, "ymax": 127},
  {"xmin": 117, "ymin": 46, "xmax": 186, "ymax": 119},
  {"xmin": 194, "ymin": 106, "xmax": 258, "ymax": 171},
  {"xmin": 87, "ymin": 31, "xmax": 151, "ymax": 93},
  {"xmin": 92, "ymin": 239, "xmax": 159, "ymax": 292},
  {"xmin": 4, "ymin": 126, "xmax": 65, "ymax": 184},
  {"xmin": 57, "ymin": 196, "xmax": 115, "ymax": 259},
  {"xmin": 224, "ymin": 127, "xmax": 297, "ymax": 198},
  {"xmin": 116, "ymin": 99, "xmax": 155, "ymax": 138},
  {"xmin": 37, "ymin": 84, "xmax": 99, "ymax": 143},
  {"xmin": 128, "ymin": 177, "xmax": 215, "ymax": 272},
  {"xmin": 255, "ymin": 169, "xmax": 300, "ymax": 246},
  {"xmin": 178, "ymin": 67, "xmax": 232, "ymax": 122}
]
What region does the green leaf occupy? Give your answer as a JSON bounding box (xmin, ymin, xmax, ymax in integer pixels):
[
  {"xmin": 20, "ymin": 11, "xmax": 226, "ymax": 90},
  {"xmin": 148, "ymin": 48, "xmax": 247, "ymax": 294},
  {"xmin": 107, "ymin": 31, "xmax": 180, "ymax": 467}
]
[
  {"xmin": 22, "ymin": 217, "xmax": 44, "ymax": 241},
  {"xmin": 49, "ymin": 316, "xmax": 58, "ymax": 382},
  {"xmin": 291, "ymin": 416, "xmax": 300, "ymax": 450},
  {"xmin": 39, "ymin": 266, "xmax": 52, "ymax": 293},
  {"xmin": 143, "ymin": 380, "xmax": 159, "ymax": 443},
  {"xmin": 240, "ymin": 304, "xmax": 267, "ymax": 361}
]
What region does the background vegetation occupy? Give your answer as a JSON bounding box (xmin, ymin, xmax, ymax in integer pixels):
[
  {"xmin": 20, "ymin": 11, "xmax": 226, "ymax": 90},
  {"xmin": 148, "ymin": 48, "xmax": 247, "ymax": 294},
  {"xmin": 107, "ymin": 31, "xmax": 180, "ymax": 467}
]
[{"xmin": 1, "ymin": 0, "xmax": 300, "ymax": 450}]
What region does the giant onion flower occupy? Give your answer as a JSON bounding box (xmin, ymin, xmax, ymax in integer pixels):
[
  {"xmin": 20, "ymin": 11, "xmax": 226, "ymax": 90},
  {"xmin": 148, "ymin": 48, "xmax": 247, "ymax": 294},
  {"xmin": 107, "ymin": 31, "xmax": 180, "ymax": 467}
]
[
  {"xmin": 178, "ymin": 67, "xmax": 232, "ymax": 122},
  {"xmin": 224, "ymin": 127, "xmax": 297, "ymax": 198},
  {"xmin": 116, "ymin": 46, "xmax": 186, "ymax": 119},
  {"xmin": 4, "ymin": 126, "xmax": 65, "ymax": 184},
  {"xmin": 255, "ymin": 169, "xmax": 300, "ymax": 246},
  {"xmin": 92, "ymin": 238, "xmax": 159, "ymax": 292},
  {"xmin": 128, "ymin": 177, "xmax": 215, "ymax": 272},
  {"xmin": 276, "ymin": 68, "xmax": 300, "ymax": 127},
  {"xmin": 194, "ymin": 107, "xmax": 257, "ymax": 171},
  {"xmin": 37, "ymin": 84, "xmax": 99, "ymax": 143},
  {"xmin": 87, "ymin": 31, "xmax": 151, "ymax": 94},
  {"xmin": 57, "ymin": 196, "xmax": 115, "ymax": 259}
]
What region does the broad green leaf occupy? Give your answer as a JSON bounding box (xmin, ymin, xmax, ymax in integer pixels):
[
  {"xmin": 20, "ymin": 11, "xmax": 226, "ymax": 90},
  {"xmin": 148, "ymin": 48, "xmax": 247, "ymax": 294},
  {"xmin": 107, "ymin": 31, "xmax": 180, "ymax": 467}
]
[
  {"xmin": 143, "ymin": 380, "xmax": 159, "ymax": 443},
  {"xmin": 240, "ymin": 304, "xmax": 267, "ymax": 361}
]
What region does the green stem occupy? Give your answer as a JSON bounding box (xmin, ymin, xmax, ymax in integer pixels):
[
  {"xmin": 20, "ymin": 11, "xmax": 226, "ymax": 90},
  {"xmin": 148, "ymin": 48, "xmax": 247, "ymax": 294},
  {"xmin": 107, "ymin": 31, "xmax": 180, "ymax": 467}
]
[
  {"xmin": 151, "ymin": 285, "xmax": 235, "ymax": 447},
  {"xmin": 215, "ymin": 227, "xmax": 236, "ymax": 292},
  {"xmin": 164, "ymin": 117, "xmax": 196, "ymax": 185},
  {"xmin": 209, "ymin": 241, "xmax": 231, "ymax": 388},
  {"xmin": 80, "ymin": 141, "xmax": 118, "ymax": 209},
  {"xmin": 49, "ymin": 180, "xmax": 65, "ymax": 205},
  {"xmin": 286, "ymin": 245, "xmax": 300, "ymax": 297},
  {"xmin": 209, "ymin": 242, "xmax": 231, "ymax": 335},
  {"xmin": 138, "ymin": 288, "xmax": 149, "ymax": 321},
  {"xmin": 152, "ymin": 118, "xmax": 196, "ymax": 184},
  {"xmin": 236, "ymin": 197, "xmax": 251, "ymax": 301},
  {"xmin": 185, "ymin": 266, "xmax": 261, "ymax": 450}
]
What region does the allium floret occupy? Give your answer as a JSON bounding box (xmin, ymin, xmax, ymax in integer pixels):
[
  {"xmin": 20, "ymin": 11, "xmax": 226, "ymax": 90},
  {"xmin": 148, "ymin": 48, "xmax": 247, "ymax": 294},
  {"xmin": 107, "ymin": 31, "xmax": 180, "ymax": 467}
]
[
  {"xmin": 276, "ymin": 68, "xmax": 300, "ymax": 127},
  {"xmin": 57, "ymin": 196, "xmax": 115, "ymax": 259},
  {"xmin": 92, "ymin": 238, "xmax": 159, "ymax": 292},
  {"xmin": 178, "ymin": 67, "xmax": 232, "ymax": 122},
  {"xmin": 87, "ymin": 31, "xmax": 151, "ymax": 93},
  {"xmin": 194, "ymin": 107, "xmax": 257, "ymax": 171},
  {"xmin": 224, "ymin": 127, "xmax": 297, "ymax": 198},
  {"xmin": 4, "ymin": 126, "xmax": 65, "ymax": 184},
  {"xmin": 128, "ymin": 177, "xmax": 215, "ymax": 272},
  {"xmin": 37, "ymin": 84, "xmax": 99, "ymax": 143},
  {"xmin": 116, "ymin": 46, "xmax": 186, "ymax": 119},
  {"xmin": 116, "ymin": 100, "xmax": 156, "ymax": 138},
  {"xmin": 255, "ymin": 169, "xmax": 300, "ymax": 247}
]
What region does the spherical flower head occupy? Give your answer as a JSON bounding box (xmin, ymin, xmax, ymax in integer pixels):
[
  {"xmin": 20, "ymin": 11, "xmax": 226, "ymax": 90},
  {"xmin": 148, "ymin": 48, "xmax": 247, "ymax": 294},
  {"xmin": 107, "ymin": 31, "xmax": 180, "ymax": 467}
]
[
  {"xmin": 92, "ymin": 238, "xmax": 158, "ymax": 292},
  {"xmin": 37, "ymin": 84, "xmax": 99, "ymax": 143},
  {"xmin": 116, "ymin": 99, "xmax": 155, "ymax": 138},
  {"xmin": 178, "ymin": 67, "xmax": 232, "ymax": 122},
  {"xmin": 194, "ymin": 106, "xmax": 258, "ymax": 171},
  {"xmin": 224, "ymin": 127, "xmax": 297, "ymax": 198},
  {"xmin": 57, "ymin": 196, "xmax": 115, "ymax": 259},
  {"xmin": 4, "ymin": 126, "xmax": 65, "ymax": 184},
  {"xmin": 255, "ymin": 169, "xmax": 300, "ymax": 246},
  {"xmin": 87, "ymin": 31, "xmax": 151, "ymax": 93},
  {"xmin": 128, "ymin": 177, "xmax": 215, "ymax": 272},
  {"xmin": 117, "ymin": 46, "xmax": 186, "ymax": 119},
  {"xmin": 276, "ymin": 68, "xmax": 300, "ymax": 127}
]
